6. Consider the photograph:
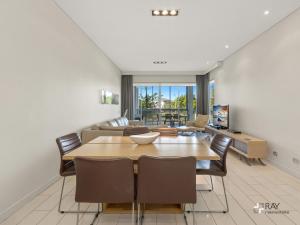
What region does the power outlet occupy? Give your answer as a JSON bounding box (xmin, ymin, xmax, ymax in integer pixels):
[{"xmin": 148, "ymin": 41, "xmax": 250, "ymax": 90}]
[
  {"xmin": 273, "ymin": 151, "xmax": 278, "ymax": 157},
  {"xmin": 292, "ymin": 157, "xmax": 300, "ymax": 165}
]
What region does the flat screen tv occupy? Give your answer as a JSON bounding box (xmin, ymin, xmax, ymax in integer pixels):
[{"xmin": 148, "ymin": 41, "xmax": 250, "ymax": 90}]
[{"xmin": 213, "ymin": 105, "xmax": 229, "ymax": 129}]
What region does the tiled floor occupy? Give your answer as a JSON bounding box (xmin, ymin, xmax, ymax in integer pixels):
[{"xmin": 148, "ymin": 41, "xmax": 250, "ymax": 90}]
[{"xmin": 2, "ymin": 152, "xmax": 300, "ymax": 225}]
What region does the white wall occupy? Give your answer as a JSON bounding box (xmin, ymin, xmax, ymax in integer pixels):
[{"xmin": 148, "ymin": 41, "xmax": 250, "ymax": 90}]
[
  {"xmin": 211, "ymin": 9, "xmax": 300, "ymax": 178},
  {"xmin": 0, "ymin": 0, "xmax": 121, "ymax": 220},
  {"xmin": 133, "ymin": 75, "xmax": 196, "ymax": 84}
]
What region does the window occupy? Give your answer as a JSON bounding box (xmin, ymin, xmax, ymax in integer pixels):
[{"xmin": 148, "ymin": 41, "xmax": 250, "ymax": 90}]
[{"xmin": 134, "ymin": 84, "xmax": 196, "ymax": 125}]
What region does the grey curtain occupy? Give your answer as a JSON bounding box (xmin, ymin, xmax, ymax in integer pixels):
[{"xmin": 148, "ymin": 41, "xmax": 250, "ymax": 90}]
[
  {"xmin": 196, "ymin": 73, "xmax": 209, "ymax": 115},
  {"xmin": 121, "ymin": 75, "xmax": 133, "ymax": 119}
]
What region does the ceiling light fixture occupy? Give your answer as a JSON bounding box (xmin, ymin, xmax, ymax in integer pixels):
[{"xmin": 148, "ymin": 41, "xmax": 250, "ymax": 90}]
[
  {"xmin": 162, "ymin": 10, "xmax": 169, "ymax": 15},
  {"xmin": 169, "ymin": 10, "xmax": 177, "ymax": 16},
  {"xmin": 153, "ymin": 10, "xmax": 160, "ymax": 16},
  {"xmin": 152, "ymin": 9, "xmax": 179, "ymax": 16},
  {"xmin": 225, "ymin": 44, "xmax": 230, "ymax": 49},
  {"xmin": 264, "ymin": 10, "xmax": 270, "ymax": 15},
  {"xmin": 153, "ymin": 61, "xmax": 167, "ymax": 64}
]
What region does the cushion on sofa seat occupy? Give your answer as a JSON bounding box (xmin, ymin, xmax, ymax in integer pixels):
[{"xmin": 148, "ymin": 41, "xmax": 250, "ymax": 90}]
[
  {"xmin": 116, "ymin": 117, "xmax": 129, "ymax": 126},
  {"xmin": 108, "ymin": 119, "xmax": 119, "ymax": 127}
]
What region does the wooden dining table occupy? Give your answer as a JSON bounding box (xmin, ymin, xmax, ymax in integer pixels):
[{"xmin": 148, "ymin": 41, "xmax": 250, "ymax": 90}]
[
  {"xmin": 63, "ymin": 135, "xmax": 220, "ymax": 161},
  {"xmin": 62, "ymin": 135, "xmax": 220, "ymax": 213}
]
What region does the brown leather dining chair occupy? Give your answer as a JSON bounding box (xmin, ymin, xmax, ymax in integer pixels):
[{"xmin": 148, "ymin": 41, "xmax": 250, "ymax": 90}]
[
  {"xmin": 194, "ymin": 134, "xmax": 232, "ymax": 213},
  {"xmin": 137, "ymin": 156, "xmax": 197, "ymax": 225},
  {"xmin": 56, "ymin": 133, "xmax": 82, "ymax": 214},
  {"xmin": 123, "ymin": 127, "xmax": 150, "ymax": 136},
  {"xmin": 56, "ymin": 133, "xmax": 100, "ymax": 214},
  {"xmin": 74, "ymin": 157, "xmax": 135, "ymax": 225}
]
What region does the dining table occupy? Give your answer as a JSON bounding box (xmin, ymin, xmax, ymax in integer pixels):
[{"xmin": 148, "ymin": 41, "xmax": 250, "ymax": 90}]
[
  {"xmin": 62, "ymin": 135, "xmax": 220, "ymax": 161},
  {"xmin": 62, "ymin": 135, "xmax": 220, "ymax": 213}
]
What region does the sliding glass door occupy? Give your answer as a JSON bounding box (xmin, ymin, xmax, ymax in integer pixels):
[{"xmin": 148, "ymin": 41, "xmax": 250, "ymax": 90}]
[{"xmin": 134, "ymin": 84, "xmax": 196, "ymax": 126}]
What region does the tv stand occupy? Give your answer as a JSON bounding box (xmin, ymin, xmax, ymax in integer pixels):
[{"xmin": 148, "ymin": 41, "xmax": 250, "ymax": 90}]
[{"xmin": 205, "ymin": 126, "xmax": 267, "ymax": 166}]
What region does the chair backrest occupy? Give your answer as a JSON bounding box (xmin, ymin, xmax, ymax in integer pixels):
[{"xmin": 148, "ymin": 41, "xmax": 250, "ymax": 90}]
[
  {"xmin": 123, "ymin": 127, "xmax": 150, "ymax": 136},
  {"xmin": 210, "ymin": 134, "xmax": 232, "ymax": 174},
  {"xmin": 137, "ymin": 156, "xmax": 196, "ymax": 204},
  {"xmin": 56, "ymin": 133, "xmax": 81, "ymax": 176},
  {"xmin": 74, "ymin": 157, "xmax": 134, "ymax": 203}
]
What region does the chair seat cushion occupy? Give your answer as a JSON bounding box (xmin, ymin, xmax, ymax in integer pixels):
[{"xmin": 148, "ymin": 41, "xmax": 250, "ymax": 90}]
[{"xmin": 196, "ymin": 160, "xmax": 225, "ymax": 176}]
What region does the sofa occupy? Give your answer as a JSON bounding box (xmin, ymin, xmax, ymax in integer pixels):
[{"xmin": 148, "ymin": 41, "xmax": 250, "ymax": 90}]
[{"xmin": 81, "ymin": 117, "xmax": 145, "ymax": 143}]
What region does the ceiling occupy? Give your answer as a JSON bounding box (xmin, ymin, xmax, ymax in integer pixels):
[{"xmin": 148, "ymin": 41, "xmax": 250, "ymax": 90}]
[{"xmin": 54, "ymin": 0, "xmax": 300, "ymax": 75}]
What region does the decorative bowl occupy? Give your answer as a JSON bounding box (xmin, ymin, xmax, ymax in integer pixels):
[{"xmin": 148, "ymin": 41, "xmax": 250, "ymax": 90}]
[{"xmin": 129, "ymin": 132, "xmax": 160, "ymax": 145}]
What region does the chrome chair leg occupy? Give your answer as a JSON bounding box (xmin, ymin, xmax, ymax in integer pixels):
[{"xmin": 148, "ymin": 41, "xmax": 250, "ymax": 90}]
[
  {"xmin": 90, "ymin": 203, "xmax": 101, "ymax": 225},
  {"xmin": 76, "ymin": 203, "xmax": 80, "ymax": 225},
  {"xmin": 132, "ymin": 202, "xmax": 135, "ymax": 225},
  {"xmin": 222, "ymin": 177, "xmax": 229, "ymax": 213},
  {"xmin": 190, "ymin": 176, "xmax": 229, "ymax": 213},
  {"xmin": 183, "ymin": 204, "xmax": 196, "ymax": 225},
  {"xmin": 58, "ymin": 177, "xmax": 99, "ymax": 214},
  {"xmin": 58, "ymin": 177, "xmax": 66, "ymax": 213},
  {"xmin": 183, "ymin": 204, "xmax": 188, "ymax": 225},
  {"xmin": 137, "ymin": 203, "xmax": 140, "ymax": 225}
]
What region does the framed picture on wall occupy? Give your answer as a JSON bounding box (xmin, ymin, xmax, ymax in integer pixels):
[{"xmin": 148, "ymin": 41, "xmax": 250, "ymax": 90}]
[{"xmin": 101, "ymin": 90, "xmax": 119, "ymax": 105}]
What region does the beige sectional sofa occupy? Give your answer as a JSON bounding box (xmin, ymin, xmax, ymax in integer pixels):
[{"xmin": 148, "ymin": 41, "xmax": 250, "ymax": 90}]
[{"xmin": 81, "ymin": 117, "xmax": 145, "ymax": 143}]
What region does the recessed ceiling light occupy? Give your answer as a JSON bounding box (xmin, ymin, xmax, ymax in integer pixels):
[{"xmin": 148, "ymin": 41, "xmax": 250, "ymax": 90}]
[
  {"xmin": 225, "ymin": 44, "xmax": 230, "ymax": 49},
  {"xmin": 153, "ymin": 10, "xmax": 160, "ymax": 16},
  {"xmin": 162, "ymin": 10, "xmax": 169, "ymax": 16},
  {"xmin": 169, "ymin": 10, "xmax": 177, "ymax": 16},
  {"xmin": 153, "ymin": 61, "xmax": 167, "ymax": 64},
  {"xmin": 264, "ymin": 10, "xmax": 270, "ymax": 15},
  {"xmin": 206, "ymin": 61, "xmax": 210, "ymax": 65},
  {"xmin": 152, "ymin": 9, "xmax": 179, "ymax": 16}
]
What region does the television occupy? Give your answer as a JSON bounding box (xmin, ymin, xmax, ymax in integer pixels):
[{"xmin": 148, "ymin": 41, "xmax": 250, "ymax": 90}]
[{"xmin": 213, "ymin": 105, "xmax": 229, "ymax": 129}]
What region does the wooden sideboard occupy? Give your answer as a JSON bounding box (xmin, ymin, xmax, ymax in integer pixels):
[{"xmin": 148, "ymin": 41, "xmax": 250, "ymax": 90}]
[{"xmin": 205, "ymin": 126, "xmax": 268, "ymax": 165}]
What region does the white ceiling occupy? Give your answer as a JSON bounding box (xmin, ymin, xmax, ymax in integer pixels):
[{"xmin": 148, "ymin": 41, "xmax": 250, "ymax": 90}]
[{"xmin": 54, "ymin": 0, "xmax": 300, "ymax": 75}]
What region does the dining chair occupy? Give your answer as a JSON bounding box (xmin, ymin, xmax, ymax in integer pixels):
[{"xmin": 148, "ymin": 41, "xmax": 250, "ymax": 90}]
[
  {"xmin": 56, "ymin": 133, "xmax": 85, "ymax": 214},
  {"xmin": 123, "ymin": 127, "xmax": 150, "ymax": 136},
  {"xmin": 194, "ymin": 134, "xmax": 232, "ymax": 213},
  {"xmin": 137, "ymin": 156, "xmax": 197, "ymax": 225},
  {"xmin": 163, "ymin": 113, "xmax": 173, "ymax": 125},
  {"xmin": 74, "ymin": 157, "xmax": 135, "ymax": 225}
]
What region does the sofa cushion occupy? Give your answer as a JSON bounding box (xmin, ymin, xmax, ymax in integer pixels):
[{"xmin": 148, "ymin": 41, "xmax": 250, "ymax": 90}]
[
  {"xmin": 116, "ymin": 117, "xmax": 129, "ymax": 126},
  {"xmin": 108, "ymin": 119, "xmax": 119, "ymax": 127}
]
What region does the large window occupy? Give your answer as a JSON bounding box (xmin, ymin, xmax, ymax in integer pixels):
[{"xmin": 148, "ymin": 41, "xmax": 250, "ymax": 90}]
[{"xmin": 134, "ymin": 84, "xmax": 196, "ymax": 125}]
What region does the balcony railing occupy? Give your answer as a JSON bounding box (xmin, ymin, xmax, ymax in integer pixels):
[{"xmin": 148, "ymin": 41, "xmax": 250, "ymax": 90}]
[{"xmin": 134, "ymin": 108, "xmax": 196, "ymax": 126}]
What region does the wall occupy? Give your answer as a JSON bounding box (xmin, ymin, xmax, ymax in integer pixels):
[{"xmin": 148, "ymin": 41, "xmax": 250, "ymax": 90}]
[
  {"xmin": 210, "ymin": 9, "xmax": 300, "ymax": 178},
  {"xmin": 133, "ymin": 75, "xmax": 196, "ymax": 84},
  {"xmin": 0, "ymin": 0, "xmax": 121, "ymax": 220}
]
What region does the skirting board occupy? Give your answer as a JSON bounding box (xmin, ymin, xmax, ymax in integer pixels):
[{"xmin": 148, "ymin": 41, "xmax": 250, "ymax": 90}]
[{"xmin": 0, "ymin": 175, "xmax": 60, "ymax": 223}]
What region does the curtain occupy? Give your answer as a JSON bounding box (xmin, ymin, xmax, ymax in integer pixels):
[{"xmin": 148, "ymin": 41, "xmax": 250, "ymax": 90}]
[
  {"xmin": 121, "ymin": 75, "xmax": 133, "ymax": 119},
  {"xmin": 196, "ymin": 73, "xmax": 209, "ymax": 115}
]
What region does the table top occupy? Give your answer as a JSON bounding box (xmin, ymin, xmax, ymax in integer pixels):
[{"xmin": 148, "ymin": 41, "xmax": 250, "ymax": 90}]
[
  {"xmin": 63, "ymin": 136, "xmax": 220, "ymax": 161},
  {"xmin": 88, "ymin": 135, "xmax": 202, "ymax": 144},
  {"xmin": 63, "ymin": 143, "xmax": 219, "ymax": 161}
]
